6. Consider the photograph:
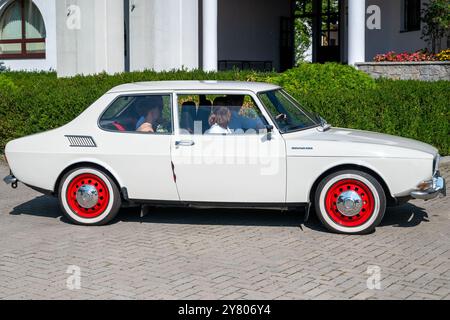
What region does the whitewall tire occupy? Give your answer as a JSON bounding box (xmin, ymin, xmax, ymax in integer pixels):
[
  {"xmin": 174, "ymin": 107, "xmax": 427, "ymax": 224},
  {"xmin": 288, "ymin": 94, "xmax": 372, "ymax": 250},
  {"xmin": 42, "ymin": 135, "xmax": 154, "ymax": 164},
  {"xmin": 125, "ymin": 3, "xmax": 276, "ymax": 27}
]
[
  {"xmin": 58, "ymin": 167, "xmax": 121, "ymax": 226},
  {"xmin": 314, "ymin": 170, "xmax": 386, "ymax": 234}
]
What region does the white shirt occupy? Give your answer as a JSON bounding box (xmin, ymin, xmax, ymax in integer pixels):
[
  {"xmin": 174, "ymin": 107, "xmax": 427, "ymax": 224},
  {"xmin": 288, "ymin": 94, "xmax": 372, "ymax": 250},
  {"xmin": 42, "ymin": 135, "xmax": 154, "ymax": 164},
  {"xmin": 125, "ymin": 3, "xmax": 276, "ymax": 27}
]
[{"xmin": 206, "ymin": 124, "xmax": 232, "ymax": 135}]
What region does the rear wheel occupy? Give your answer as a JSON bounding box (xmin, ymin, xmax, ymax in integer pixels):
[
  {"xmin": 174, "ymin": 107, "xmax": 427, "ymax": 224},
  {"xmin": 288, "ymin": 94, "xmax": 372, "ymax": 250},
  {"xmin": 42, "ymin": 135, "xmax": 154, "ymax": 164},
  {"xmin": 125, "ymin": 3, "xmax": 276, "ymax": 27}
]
[
  {"xmin": 58, "ymin": 167, "xmax": 121, "ymax": 226},
  {"xmin": 314, "ymin": 170, "xmax": 386, "ymax": 234}
]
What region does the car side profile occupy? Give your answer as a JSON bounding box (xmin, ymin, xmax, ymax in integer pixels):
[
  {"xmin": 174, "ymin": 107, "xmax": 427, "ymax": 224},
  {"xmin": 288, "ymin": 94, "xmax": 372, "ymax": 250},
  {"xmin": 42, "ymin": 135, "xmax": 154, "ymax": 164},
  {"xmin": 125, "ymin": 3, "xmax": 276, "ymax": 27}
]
[{"xmin": 3, "ymin": 81, "xmax": 446, "ymax": 234}]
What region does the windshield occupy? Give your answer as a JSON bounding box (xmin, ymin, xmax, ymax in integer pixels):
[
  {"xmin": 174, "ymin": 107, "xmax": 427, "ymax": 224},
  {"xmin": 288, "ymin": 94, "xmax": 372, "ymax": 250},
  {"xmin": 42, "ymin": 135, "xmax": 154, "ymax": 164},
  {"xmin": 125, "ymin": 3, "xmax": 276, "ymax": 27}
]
[{"xmin": 258, "ymin": 89, "xmax": 319, "ymax": 133}]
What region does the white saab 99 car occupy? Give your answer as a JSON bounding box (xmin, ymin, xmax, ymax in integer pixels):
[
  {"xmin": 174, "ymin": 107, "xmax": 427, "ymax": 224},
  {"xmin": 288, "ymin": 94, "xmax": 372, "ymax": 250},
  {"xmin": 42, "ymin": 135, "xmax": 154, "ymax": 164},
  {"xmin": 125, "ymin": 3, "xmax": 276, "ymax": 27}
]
[{"xmin": 3, "ymin": 81, "xmax": 446, "ymax": 234}]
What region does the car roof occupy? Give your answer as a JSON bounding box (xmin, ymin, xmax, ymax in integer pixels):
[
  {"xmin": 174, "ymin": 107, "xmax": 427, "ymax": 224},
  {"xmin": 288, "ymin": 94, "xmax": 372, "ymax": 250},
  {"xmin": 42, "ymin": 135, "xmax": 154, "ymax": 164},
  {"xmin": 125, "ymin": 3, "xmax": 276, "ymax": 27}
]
[{"xmin": 107, "ymin": 80, "xmax": 281, "ymax": 94}]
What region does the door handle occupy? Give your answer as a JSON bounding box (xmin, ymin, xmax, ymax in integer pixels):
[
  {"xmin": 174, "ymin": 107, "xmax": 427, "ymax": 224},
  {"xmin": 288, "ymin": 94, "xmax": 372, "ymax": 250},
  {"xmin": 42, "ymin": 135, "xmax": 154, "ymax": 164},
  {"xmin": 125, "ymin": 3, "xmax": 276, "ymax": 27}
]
[{"xmin": 175, "ymin": 140, "xmax": 195, "ymax": 147}]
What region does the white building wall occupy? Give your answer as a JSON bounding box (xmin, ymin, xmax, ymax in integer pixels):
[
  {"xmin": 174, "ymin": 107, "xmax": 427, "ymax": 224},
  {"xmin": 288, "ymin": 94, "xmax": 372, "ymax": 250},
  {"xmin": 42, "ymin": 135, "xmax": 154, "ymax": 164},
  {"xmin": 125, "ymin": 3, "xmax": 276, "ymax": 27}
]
[
  {"xmin": 128, "ymin": 0, "xmax": 154, "ymax": 72},
  {"xmin": 0, "ymin": 0, "xmax": 57, "ymax": 71},
  {"xmin": 129, "ymin": 0, "xmax": 198, "ymax": 72},
  {"xmin": 55, "ymin": 0, "xmax": 124, "ymax": 77},
  {"xmin": 2, "ymin": 0, "xmax": 445, "ymax": 75}
]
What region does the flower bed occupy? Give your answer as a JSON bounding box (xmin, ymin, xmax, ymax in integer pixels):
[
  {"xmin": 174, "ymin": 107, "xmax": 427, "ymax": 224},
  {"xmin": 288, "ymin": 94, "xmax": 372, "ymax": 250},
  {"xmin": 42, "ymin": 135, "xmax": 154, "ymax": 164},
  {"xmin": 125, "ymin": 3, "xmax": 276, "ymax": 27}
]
[
  {"xmin": 374, "ymin": 51, "xmax": 437, "ymax": 62},
  {"xmin": 373, "ymin": 49, "xmax": 450, "ymax": 62},
  {"xmin": 358, "ymin": 49, "xmax": 450, "ymax": 81}
]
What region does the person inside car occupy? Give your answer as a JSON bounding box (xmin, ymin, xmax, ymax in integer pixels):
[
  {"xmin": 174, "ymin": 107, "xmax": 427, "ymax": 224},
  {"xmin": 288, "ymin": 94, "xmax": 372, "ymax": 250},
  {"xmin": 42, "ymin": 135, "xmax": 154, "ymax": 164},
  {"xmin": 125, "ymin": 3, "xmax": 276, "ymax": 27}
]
[
  {"xmin": 136, "ymin": 96, "xmax": 164, "ymax": 133},
  {"xmin": 206, "ymin": 106, "xmax": 232, "ymax": 135}
]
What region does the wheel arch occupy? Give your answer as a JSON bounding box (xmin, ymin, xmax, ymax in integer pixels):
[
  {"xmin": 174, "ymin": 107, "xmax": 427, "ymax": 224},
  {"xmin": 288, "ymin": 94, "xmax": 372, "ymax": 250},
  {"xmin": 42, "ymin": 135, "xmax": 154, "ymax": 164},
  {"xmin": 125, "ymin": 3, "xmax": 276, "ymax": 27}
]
[
  {"xmin": 308, "ymin": 163, "xmax": 394, "ymax": 205},
  {"xmin": 54, "ymin": 161, "xmax": 123, "ymax": 197}
]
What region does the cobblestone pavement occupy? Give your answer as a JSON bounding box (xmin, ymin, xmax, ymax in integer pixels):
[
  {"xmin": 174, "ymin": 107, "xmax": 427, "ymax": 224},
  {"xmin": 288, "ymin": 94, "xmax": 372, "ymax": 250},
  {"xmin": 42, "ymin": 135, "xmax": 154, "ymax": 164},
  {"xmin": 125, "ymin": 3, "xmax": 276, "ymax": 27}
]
[{"xmin": 0, "ymin": 162, "xmax": 449, "ymax": 300}]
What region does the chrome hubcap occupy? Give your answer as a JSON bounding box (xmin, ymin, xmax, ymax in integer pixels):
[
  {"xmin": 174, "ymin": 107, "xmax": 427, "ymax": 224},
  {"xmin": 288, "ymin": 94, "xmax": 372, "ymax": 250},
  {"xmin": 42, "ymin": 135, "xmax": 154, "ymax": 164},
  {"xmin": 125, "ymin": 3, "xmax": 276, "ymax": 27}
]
[
  {"xmin": 336, "ymin": 191, "xmax": 363, "ymax": 217},
  {"xmin": 76, "ymin": 185, "xmax": 99, "ymax": 209}
]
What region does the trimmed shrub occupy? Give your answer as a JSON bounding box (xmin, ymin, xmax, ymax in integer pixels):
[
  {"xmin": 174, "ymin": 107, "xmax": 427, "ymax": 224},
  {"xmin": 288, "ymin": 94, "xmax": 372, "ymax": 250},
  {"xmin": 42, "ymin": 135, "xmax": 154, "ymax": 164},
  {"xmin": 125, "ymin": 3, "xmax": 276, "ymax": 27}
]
[{"xmin": 0, "ymin": 64, "xmax": 448, "ymax": 155}]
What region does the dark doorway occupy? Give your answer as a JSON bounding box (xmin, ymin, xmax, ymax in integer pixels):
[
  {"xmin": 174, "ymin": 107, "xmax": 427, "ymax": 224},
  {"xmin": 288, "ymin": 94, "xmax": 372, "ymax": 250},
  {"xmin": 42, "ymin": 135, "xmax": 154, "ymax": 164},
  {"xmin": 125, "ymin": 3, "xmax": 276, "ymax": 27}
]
[
  {"xmin": 316, "ymin": 0, "xmax": 341, "ymax": 62},
  {"xmin": 293, "ymin": 0, "xmax": 342, "ymax": 64},
  {"xmin": 280, "ymin": 16, "xmax": 295, "ymax": 71}
]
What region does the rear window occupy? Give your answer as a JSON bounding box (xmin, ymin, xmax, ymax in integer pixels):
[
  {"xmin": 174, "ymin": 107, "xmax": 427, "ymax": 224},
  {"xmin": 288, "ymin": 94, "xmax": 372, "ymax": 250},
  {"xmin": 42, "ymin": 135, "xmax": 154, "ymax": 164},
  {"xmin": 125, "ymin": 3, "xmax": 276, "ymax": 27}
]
[{"xmin": 99, "ymin": 94, "xmax": 173, "ymax": 134}]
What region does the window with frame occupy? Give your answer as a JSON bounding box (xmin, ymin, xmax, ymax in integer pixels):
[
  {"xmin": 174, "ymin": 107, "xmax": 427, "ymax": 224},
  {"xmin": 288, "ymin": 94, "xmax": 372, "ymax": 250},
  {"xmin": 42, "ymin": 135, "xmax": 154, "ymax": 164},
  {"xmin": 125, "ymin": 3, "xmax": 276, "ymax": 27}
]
[
  {"xmin": 258, "ymin": 89, "xmax": 318, "ymax": 133},
  {"xmin": 99, "ymin": 95, "xmax": 173, "ymax": 134},
  {"xmin": 177, "ymin": 94, "xmax": 268, "ymax": 135},
  {"xmin": 402, "ymin": 0, "xmax": 421, "ymax": 32},
  {"xmin": 0, "ymin": 0, "xmax": 46, "ymax": 59}
]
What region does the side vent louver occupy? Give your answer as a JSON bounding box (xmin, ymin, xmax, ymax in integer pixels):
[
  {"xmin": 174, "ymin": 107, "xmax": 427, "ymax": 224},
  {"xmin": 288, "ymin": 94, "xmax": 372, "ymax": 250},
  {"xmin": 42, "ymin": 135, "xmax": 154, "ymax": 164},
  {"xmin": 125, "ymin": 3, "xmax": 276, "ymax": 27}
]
[{"xmin": 65, "ymin": 135, "xmax": 97, "ymax": 148}]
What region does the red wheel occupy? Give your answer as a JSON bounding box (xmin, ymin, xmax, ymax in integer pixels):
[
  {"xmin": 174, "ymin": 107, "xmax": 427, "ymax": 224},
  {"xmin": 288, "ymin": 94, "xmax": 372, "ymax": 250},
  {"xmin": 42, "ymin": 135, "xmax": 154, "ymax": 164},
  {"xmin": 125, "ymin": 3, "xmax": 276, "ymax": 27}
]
[
  {"xmin": 324, "ymin": 179, "xmax": 375, "ymax": 227},
  {"xmin": 315, "ymin": 170, "xmax": 386, "ymax": 234},
  {"xmin": 66, "ymin": 173, "xmax": 110, "ymax": 219},
  {"xmin": 59, "ymin": 167, "xmax": 121, "ymax": 226}
]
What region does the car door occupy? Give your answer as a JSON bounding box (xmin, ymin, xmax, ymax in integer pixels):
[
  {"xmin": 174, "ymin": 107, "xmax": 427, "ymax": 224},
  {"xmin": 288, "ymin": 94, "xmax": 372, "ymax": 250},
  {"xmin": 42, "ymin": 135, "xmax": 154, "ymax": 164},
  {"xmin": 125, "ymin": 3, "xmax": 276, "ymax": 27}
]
[
  {"xmin": 97, "ymin": 92, "xmax": 179, "ymax": 201},
  {"xmin": 170, "ymin": 91, "xmax": 286, "ymax": 204}
]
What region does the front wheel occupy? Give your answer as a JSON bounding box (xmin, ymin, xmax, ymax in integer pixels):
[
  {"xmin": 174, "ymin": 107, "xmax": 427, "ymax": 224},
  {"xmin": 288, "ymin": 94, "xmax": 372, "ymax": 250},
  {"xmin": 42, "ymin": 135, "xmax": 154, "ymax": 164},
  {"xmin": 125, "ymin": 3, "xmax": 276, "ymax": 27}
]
[
  {"xmin": 58, "ymin": 167, "xmax": 121, "ymax": 226},
  {"xmin": 314, "ymin": 170, "xmax": 386, "ymax": 234}
]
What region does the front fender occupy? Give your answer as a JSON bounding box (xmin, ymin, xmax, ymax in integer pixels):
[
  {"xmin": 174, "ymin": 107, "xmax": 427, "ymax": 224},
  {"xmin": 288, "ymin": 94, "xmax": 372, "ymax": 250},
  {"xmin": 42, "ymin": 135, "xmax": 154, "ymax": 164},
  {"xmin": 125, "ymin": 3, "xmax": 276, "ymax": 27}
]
[{"xmin": 286, "ymin": 156, "xmax": 432, "ymax": 203}]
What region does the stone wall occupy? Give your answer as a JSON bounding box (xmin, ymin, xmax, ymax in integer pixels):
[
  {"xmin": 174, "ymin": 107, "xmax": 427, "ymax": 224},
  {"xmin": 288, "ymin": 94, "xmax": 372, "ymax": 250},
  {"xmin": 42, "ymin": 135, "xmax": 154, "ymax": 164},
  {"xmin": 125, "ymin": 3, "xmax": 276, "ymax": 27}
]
[{"xmin": 356, "ymin": 62, "xmax": 450, "ymax": 81}]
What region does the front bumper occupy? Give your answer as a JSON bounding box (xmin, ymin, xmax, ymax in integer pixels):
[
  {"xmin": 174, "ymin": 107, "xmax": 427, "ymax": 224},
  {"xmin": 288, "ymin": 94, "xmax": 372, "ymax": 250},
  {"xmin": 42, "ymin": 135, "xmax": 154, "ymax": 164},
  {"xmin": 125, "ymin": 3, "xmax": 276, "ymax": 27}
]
[{"xmin": 410, "ymin": 172, "xmax": 446, "ymax": 200}]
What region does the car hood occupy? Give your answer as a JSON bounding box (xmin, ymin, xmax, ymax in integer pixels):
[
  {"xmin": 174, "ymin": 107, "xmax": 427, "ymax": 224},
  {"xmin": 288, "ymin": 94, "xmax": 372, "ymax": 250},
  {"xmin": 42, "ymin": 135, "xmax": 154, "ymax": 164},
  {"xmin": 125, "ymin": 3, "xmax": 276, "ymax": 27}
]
[{"xmin": 284, "ymin": 127, "xmax": 438, "ymax": 159}]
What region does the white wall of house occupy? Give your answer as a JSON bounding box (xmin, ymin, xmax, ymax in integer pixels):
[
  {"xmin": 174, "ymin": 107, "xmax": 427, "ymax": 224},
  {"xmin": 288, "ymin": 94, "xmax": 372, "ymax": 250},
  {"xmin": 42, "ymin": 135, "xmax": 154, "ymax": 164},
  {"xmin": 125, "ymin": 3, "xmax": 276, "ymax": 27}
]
[
  {"xmin": 55, "ymin": 0, "xmax": 124, "ymax": 77},
  {"xmin": 1, "ymin": 0, "xmax": 446, "ymax": 76},
  {"xmin": 218, "ymin": 0, "xmax": 291, "ymax": 71},
  {"xmin": 0, "ymin": 0, "xmax": 57, "ymax": 71},
  {"xmin": 129, "ymin": 0, "xmax": 198, "ymax": 72}
]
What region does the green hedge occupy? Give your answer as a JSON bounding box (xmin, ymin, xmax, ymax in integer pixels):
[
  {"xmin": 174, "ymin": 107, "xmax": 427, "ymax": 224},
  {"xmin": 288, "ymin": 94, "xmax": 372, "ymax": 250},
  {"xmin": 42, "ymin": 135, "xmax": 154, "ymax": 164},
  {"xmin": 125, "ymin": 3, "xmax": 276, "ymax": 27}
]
[{"xmin": 0, "ymin": 63, "xmax": 449, "ymax": 154}]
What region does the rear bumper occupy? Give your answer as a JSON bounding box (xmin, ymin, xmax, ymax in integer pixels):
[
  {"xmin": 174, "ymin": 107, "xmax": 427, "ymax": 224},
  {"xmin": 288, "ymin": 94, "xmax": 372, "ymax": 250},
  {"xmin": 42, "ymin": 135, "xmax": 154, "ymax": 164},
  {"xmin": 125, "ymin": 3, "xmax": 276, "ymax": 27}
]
[
  {"xmin": 3, "ymin": 174, "xmax": 18, "ymax": 185},
  {"xmin": 410, "ymin": 172, "xmax": 446, "ymax": 200}
]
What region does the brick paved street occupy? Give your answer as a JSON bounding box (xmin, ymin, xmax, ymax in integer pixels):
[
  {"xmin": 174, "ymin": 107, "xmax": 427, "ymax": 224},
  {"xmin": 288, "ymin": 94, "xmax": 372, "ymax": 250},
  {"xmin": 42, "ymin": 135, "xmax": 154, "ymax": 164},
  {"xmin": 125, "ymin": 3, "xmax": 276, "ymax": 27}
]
[{"xmin": 0, "ymin": 161, "xmax": 449, "ymax": 300}]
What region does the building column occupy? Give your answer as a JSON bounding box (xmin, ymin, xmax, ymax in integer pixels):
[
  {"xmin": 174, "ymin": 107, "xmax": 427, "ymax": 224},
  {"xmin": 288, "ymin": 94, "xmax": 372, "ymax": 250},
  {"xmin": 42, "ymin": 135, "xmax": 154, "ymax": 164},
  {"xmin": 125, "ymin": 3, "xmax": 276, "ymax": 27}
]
[
  {"xmin": 348, "ymin": 0, "xmax": 365, "ymax": 65},
  {"xmin": 202, "ymin": 0, "xmax": 218, "ymax": 71}
]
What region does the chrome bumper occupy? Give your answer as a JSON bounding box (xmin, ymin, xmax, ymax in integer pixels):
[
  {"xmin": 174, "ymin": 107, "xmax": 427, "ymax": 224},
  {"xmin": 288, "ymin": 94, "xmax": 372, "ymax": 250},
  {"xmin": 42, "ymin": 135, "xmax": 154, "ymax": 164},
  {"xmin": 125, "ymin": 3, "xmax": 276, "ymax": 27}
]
[
  {"xmin": 410, "ymin": 173, "xmax": 446, "ymax": 200},
  {"xmin": 3, "ymin": 174, "xmax": 18, "ymax": 186}
]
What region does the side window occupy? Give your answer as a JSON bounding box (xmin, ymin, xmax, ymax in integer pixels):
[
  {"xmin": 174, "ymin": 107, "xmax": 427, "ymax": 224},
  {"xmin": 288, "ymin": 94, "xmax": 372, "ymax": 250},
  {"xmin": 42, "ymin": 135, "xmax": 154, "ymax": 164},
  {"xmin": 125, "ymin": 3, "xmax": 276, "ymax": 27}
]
[
  {"xmin": 177, "ymin": 94, "xmax": 268, "ymax": 135},
  {"xmin": 99, "ymin": 94, "xmax": 172, "ymax": 134},
  {"xmin": 402, "ymin": 0, "xmax": 421, "ymax": 32}
]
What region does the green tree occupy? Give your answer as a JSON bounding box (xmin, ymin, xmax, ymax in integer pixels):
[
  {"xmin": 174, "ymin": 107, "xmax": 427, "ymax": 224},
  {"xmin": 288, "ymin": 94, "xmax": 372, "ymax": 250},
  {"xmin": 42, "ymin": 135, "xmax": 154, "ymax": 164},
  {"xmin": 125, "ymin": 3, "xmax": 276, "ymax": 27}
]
[
  {"xmin": 294, "ymin": 0, "xmax": 313, "ymax": 64},
  {"xmin": 421, "ymin": 0, "xmax": 450, "ymax": 53},
  {"xmin": 294, "ymin": 17, "xmax": 313, "ymax": 64}
]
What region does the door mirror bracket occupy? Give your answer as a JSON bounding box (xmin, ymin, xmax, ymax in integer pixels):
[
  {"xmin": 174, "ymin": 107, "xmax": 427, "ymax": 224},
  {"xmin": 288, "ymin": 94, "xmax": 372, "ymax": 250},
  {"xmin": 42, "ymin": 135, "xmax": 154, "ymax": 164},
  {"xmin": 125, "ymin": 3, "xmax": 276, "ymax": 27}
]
[{"xmin": 265, "ymin": 125, "xmax": 274, "ymax": 140}]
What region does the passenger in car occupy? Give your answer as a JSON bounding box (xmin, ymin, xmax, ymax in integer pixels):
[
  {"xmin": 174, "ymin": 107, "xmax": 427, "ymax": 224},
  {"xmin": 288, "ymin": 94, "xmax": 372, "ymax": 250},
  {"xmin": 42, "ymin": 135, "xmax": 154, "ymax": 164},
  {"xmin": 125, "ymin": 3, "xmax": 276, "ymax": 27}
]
[
  {"xmin": 206, "ymin": 106, "xmax": 232, "ymax": 135},
  {"xmin": 136, "ymin": 97, "xmax": 164, "ymax": 133},
  {"xmin": 227, "ymin": 95, "xmax": 265, "ymax": 132},
  {"xmin": 135, "ymin": 96, "xmax": 164, "ymax": 131}
]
